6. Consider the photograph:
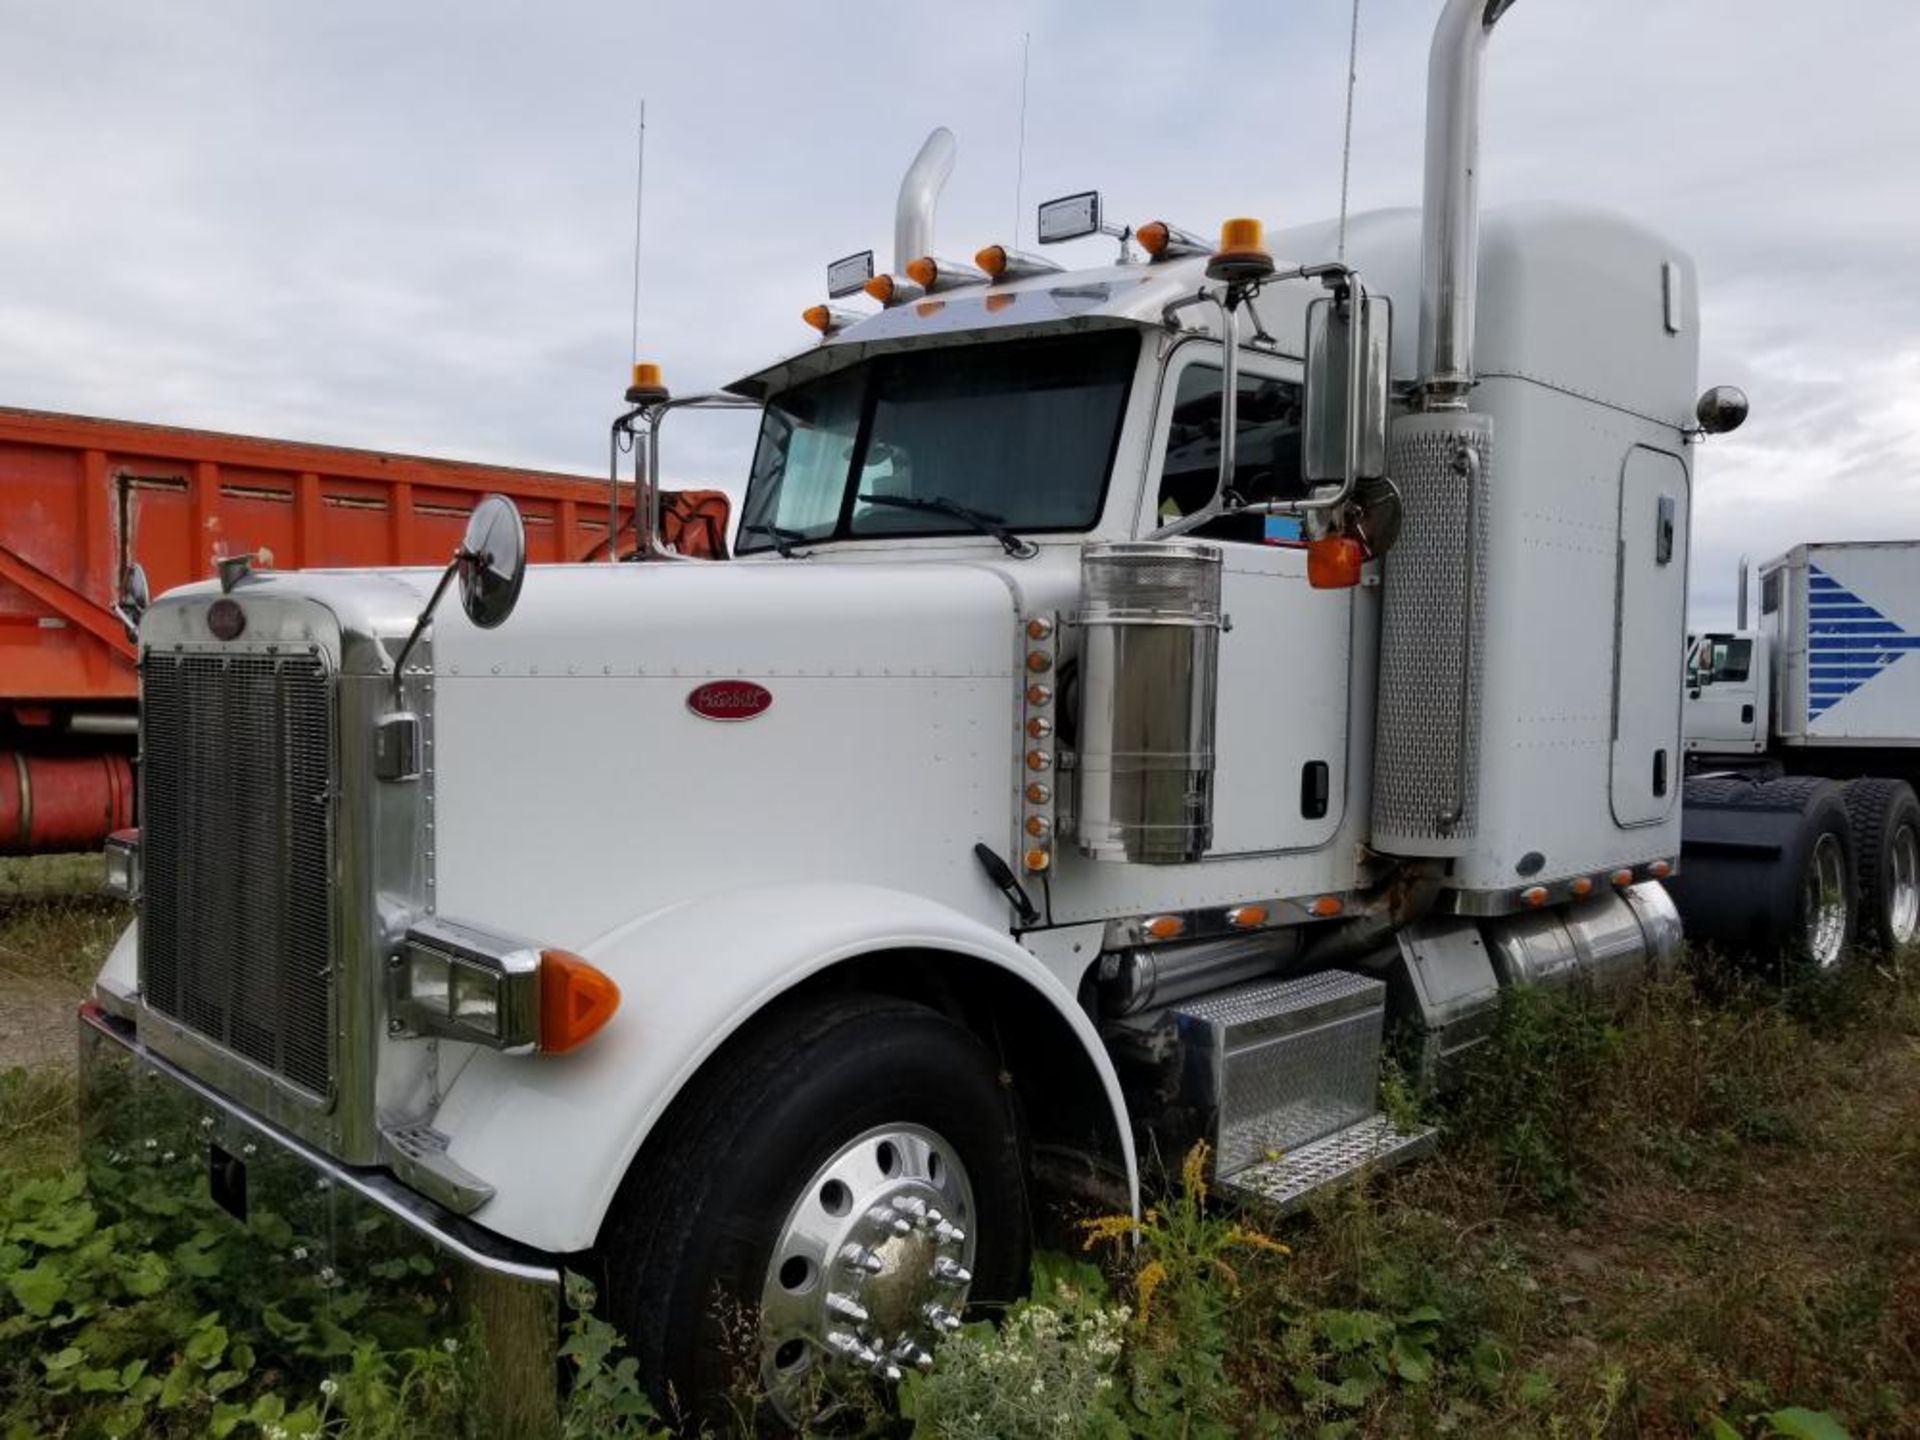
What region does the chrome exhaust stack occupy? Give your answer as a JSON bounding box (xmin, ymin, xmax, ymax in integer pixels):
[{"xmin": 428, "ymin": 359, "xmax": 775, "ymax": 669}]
[
  {"xmin": 1417, "ymin": 0, "xmax": 1520, "ymax": 411},
  {"xmin": 893, "ymin": 127, "xmax": 957, "ymax": 276}
]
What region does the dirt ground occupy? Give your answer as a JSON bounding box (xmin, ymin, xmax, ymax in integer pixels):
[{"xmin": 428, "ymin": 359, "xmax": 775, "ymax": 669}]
[{"xmin": 0, "ymin": 854, "xmax": 124, "ymax": 1071}]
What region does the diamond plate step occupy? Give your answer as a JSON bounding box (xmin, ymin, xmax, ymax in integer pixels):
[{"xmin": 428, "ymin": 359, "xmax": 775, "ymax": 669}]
[{"xmin": 1216, "ymin": 1113, "xmax": 1437, "ymax": 1215}]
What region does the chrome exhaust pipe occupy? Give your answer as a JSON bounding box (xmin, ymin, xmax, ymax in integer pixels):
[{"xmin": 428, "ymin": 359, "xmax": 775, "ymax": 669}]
[
  {"xmin": 1417, "ymin": 0, "xmax": 1520, "ymax": 410},
  {"xmin": 893, "ymin": 127, "xmax": 957, "ymax": 274}
]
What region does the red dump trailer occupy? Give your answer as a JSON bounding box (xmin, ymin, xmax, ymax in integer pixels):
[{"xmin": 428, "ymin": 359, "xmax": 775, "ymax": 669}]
[{"xmin": 0, "ymin": 406, "xmax": 724, "ymax": 854}]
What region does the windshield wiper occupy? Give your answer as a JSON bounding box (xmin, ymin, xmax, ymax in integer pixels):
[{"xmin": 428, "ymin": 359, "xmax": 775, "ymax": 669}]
[
  {"xmin": 739, "ymin": 522, "xmax": 810, "ymax": 559},
  {"xmin": 855, "ymin": 494, "xmax": 1038, "ymax": 558}
]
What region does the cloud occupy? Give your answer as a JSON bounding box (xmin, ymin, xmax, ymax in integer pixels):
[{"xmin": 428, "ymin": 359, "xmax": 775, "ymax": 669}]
[{"xmin": 1, "ymin": 0, "xmax": 1914, "ymax": 620}]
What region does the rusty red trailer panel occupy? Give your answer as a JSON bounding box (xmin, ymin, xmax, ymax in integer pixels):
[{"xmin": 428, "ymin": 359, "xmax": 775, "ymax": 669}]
[{"xmin": 0, "ymin": 406, "xmax": 633, "ymax": 708}]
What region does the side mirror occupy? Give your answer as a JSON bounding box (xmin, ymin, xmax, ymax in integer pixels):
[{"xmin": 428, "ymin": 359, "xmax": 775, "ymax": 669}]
[
  {"xmin": 457, "ymin": 495, "xmax": 527, "ymax": 630},
  {"xmin": 390, "ymin": 494, "xmax": 528, "ymax": 709},
  {"xmin": 1302, "ymin": 290, "xmax": 1390, "ymax": 486},
  {"xmin": 114, "ymin": 563, "xmax": 150, "ymax": 642}
]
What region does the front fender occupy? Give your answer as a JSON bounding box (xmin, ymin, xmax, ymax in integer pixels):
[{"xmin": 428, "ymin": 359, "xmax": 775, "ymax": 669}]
[{"xmin": 430, "ymin": 882, "xmax": 1138, "ymax": 1254}]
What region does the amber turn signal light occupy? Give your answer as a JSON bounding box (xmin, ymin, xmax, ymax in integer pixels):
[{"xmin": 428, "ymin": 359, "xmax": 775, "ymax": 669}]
[
  {"xmin": 975, "ymin": 244, "xmax": 1008, "ymax": 278},
  {"xmin": 538, "ymin": 950, "xmax": 620, "ymax": 1054},
  {"xmin": 802, "ymin": 305, "xmax": 833, "ymax": 334},
  {"xmin": 1307, "ymin": 535, "xmax": 1366, "ymax": 590}
]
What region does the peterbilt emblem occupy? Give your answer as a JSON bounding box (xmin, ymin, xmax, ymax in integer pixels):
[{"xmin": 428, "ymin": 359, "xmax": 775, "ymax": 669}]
[
  {"xmin": 206, "ymin": 598, "xmax": 246, "ymax": 641},
  {"xmin": 687, "ymin": 680, "xmax": 773, "ymax": 722}
]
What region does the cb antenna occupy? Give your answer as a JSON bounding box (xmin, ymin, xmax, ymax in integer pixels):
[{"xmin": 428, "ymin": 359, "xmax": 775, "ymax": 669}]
[
  {"xmin": 1013, "ymin": 32, "xmax": 1030, "ymax": 248},
  {"xmin": 629, "ymin": 98, "xmax": 648, "ymax": 364},
  {"xmin": 1336, "ymin": 0, "xmax": 1362, "ymax": 260}
]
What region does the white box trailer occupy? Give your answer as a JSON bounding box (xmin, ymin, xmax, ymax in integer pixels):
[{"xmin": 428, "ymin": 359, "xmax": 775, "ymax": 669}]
[
  {"xmin": 1677, "ymin": 540, "xmax": 1920, "ymax": 964},
  {"xmin": 1764, "ymin": 541, "xmax": 1920, "ymax": 747}
]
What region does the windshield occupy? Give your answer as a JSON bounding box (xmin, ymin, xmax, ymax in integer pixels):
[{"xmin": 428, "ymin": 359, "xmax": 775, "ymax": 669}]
[{"xmin": 737, "ymin": 329, "xmax": 1138, "ymax": 553}]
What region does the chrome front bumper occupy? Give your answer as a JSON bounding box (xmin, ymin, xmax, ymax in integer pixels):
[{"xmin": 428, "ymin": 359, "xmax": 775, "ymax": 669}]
[{"xmin": 77, "ymin": 1004, "xmax": 563, "ymax": 1438}]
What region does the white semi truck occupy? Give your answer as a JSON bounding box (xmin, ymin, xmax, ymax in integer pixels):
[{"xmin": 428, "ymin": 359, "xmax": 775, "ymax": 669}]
[
  {"xmin": 1673, "ymin": 541, "xmax": 1920, "ymax": 961},
  {"xmin": 78, "ymin": 0, "xmax": 1756, "ymax": 1429}
]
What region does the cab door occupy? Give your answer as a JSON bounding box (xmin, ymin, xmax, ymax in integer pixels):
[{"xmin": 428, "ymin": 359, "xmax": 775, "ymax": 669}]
[
  {"xmin": 1141, "ymin": 345, "xmax": 1350, "ymax": 856},
  {"xmin": 1683, "ymin": 631, "xmax": 1764, "ymax": 753}
]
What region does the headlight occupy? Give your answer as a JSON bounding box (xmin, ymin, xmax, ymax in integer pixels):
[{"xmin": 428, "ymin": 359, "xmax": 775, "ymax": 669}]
[
  {"xmin": 392, "ymin": 917, "xmax": 618, "ymax": 1054},
  {"xmin": 103, "ymin": 829, "xmax": 141, "ymax": 901}
]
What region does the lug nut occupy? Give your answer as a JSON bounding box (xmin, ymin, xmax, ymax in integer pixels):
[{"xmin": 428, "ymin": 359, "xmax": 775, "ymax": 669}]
[
  {"xmin": 867, "ymin": 1205, "xmax": 912, "ymax": 1237},
  {"xmin": 894, "ymin": 1196, "xmax": 928, "ymax": 1220},
  {"xmin": 825, "ymin": 1331, "xmax": 882, "ymax": 1368},
  {"xmin": 932, "ymin": 1258, "xmax": 972, "ymax": 1285},
  {"xmin": 825, "ymin": 1292, "xmax": 870, "ymax": 1324},
  {"xmin": 933, "ymin": 1220, "xmax": 966, "ymax": 1245},
  {"xmin": 872, "ymin": 1358, "xmax": 904, "ymax": 1382},
  {"xmin": 893, "ymin": 1339, "xmax": 936, "ymax": 1372},
  {"xmin": 839, "ymin": 1244, "xmax": 886, "ymax": 1275},
  {"xmin": 923, "ymin": 1304, "xmax": 963, "ymax": 1333}
]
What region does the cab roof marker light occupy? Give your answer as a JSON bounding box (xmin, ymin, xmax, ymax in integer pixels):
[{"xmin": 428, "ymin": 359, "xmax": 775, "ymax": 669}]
[
  {"xmin": 863, "ymin": 273, "xmax": 926, "ymax": 307},
  {"xmin": 801, "ymin": 304, "xmax": 863, "ymax": 338},
  {"xmin": 974, "ymin": 244, "xmax": 1063, "ymax": 282},
  {"xmin": 905, "ymin": 255, "xmax": 989, "ymax": 293},
  {"xmin": 1136, "ymin": 220, "xmax": 1211, "ymax": 261}
]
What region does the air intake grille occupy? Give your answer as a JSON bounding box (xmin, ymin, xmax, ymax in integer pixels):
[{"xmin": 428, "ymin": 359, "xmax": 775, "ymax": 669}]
[
  {"xmin": 1372, "ymin": 412, "xmax": 1492, "ymax": 852},
  {"xmin": 141, "ymin": 650, "xmax": 335, "ymax": 1098}
]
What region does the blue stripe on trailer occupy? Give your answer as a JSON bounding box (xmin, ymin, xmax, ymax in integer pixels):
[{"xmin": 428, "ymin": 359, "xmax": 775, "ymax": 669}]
[
  {"xmin": 1806, "ymin": 603, "xmax": 1883, "ymax": 619},
  {"xmin": 1801, "ymin": 565, "xmax": 1916, "ymax": 719}
]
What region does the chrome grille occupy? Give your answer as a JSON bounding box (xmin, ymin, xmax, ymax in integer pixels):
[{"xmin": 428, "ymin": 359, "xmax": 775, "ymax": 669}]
[{"xmin": 141, "ymin": 650, "xmax": 335, "ymax": 1098}]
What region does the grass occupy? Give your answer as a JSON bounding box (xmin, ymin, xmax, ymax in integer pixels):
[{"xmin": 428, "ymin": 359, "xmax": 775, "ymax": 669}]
[{"xmin": 0, "ymin": 852, "xmax": 1913, "ymax": 1437}]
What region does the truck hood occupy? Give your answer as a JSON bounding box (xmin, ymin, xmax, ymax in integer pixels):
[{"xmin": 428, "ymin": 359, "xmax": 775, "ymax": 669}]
[{"xmin": 424, "ymin": 558, "xmax": 1029, "ymax": 948}]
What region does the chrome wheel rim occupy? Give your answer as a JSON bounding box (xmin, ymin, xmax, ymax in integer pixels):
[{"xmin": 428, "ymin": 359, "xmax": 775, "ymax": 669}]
[
  {"xmin": 758, "ymin": 1123, "xmax": 976, "ymax": 1420},
  {"xmin": 1802, "ymin": 831, "xmax": 1849, "ymax": 969},
  {"xmin": 1888, "ymin": 822, "xmax": 1919, "ymax": 948}
]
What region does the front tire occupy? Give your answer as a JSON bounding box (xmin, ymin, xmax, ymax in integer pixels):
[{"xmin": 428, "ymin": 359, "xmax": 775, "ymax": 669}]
[{"xmin": 599, "ymin": 993, "xmax": 1031, "ymax": 1430}]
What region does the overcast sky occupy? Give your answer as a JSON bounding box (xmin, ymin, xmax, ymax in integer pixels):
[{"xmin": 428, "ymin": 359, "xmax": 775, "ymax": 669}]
[{"xmin": 5, "ymin": 1, "xmax": 1917, "ymax": 625}]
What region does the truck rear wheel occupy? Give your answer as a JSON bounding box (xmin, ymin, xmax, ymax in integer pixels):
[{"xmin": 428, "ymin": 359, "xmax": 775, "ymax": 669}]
[
  {"xmin": 1844, "ymin": 778, "xmax": 1920, "ymax": 954},
  {"xmin": 1672, "ymin": 776, "xmax": 1857, "ymax": 968},
  {"xmin": 597, "ymin": 993, "xmax": 1031, "ymax": 1430}
]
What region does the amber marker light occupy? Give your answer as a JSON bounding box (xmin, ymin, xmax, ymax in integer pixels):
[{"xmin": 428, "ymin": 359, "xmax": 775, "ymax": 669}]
[
  {"xmin": 1521, "ymin": 886, "xmax": 1549, "ymax": 909},
  {"xmin": 1026, "ymin": 684, "xmax": 1052, "ymax": 707},
  {"xmin": 1026, "ymin": 651, "xmax": 1052, "ymax": 673},
  {"xmin": 538, "ymin": 950, "xmax": 620, "ymax": 1054},
  {"xmin": 975, "ymin": 244, "xmax": 1009, "ymax": 278},
  {"xmin": 1307, "ymin": 535, "xmax": 1366, "ymax": 590},
  {"xmin": 1026, "ymin": 717, "xmax": 1053, "ymax": 739},
  {"xmin": 1025, "ymin": 782, "xmax": 1051, "ymax": 805},
  {"xmin": 906, "ymin": 257, "xmax": 938, "ymax": 288},
  {"xmin": 1648, "ymin": 859, "xmax": 1672, "ymax": 879},
  {"xmin": 1138, "ymin": 220, "xmax": 1171, "ymax": 257},
  {"xmin": 1144, "ymin": 915, "xmax": 1185, "ymax": 941},
  {"xmin": 1227, "ymin": 904, "xmax": 1268, "ymax": 929},
  {"xmin": 1611, "ymin": 868, "xmax": 1634, "ymax": 888},
  {"xmin": 802, "ymin": 305, "xmax": 833, "ymax": 334},
  {"xmin": 1025, "ymin": 749, "xmax": 1052, "ymax": 772},
  {"xmin": 1025, "ymin": 814, "xmax": 1052, "ymax": 839},
  {"xmin": 864, "ymin": 274, "xmax": 898, "ymax": 304},
  {"xmin": 1026, "ymin": 617, "xmax": 1054, "ymax": 640},
  {"xmin": 1570, "ymin": 876, "xmax": 1595, "ymax": 897},
  {"xmin": 1309, "ymin": 895, "xmax": 1344, "ymax": 918},
  {"xmin": 1023, "ymin": 847, "xmax": 1051, "ymax": 873}
]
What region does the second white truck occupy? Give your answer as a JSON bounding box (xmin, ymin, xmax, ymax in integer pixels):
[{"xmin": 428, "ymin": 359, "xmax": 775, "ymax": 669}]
[{"xmin": 1675, "ymin": 540, "xmax": 1920, "ymax": 960}]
